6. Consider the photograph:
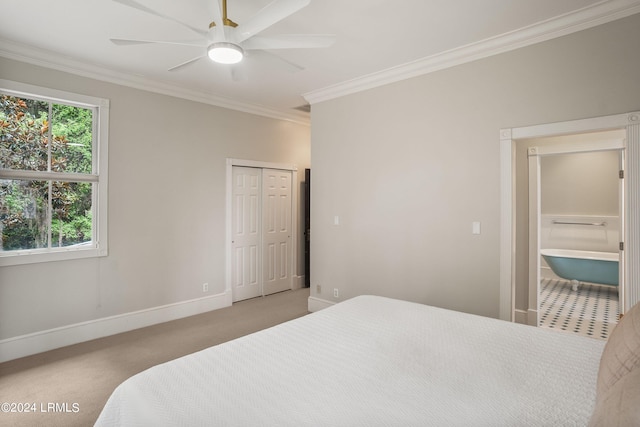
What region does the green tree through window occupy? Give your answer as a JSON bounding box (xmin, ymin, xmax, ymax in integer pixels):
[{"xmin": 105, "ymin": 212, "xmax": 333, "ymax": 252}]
[{"xmin": 1, "ymin": 95, "xmax": 94, "ymax": 251}]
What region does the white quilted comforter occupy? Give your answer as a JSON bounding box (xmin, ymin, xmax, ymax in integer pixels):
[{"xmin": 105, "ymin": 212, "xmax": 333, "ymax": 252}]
[{"xmin": 95, "ymin": 295, "xmax": 605, "ymax": 426}]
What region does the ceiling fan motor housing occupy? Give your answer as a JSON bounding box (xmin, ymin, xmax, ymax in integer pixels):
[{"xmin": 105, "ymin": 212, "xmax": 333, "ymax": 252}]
[{"xmin": 208, "ymin": 42, "xmax": 244, "ymax": 64}]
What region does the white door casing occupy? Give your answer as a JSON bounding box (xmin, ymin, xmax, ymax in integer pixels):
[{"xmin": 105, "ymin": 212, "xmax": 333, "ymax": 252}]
[{"xmin": 527, "ymin": 148, "xmax": 541, "ymax": 326}]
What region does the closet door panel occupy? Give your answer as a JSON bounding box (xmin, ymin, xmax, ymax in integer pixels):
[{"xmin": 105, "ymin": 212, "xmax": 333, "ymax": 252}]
[
  {"xmin": 231, "ymin": 167, "xmax": 262, "ymax": 302},
  {"xmin": 262, "ymin": 169, "xmax": 292, "ymax": 295}
]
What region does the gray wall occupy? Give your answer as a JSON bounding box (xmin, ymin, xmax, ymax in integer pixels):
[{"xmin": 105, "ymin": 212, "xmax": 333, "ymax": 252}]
[
  {"xmin": 0, "ymin": 57, "xmax": 310, "ymax": 340},
  {"xmin": 310, "ymin": 13, "xmax": 640, "ymax": 318},
  {"xmin": 541, "ymin": 150, "xmax": 619, "ymax": 217}
]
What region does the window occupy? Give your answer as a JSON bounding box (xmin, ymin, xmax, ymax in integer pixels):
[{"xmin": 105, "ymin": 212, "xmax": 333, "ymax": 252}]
[{"xmin": 0, "ymin": 80, "xmax": 108, "ymax": 266}]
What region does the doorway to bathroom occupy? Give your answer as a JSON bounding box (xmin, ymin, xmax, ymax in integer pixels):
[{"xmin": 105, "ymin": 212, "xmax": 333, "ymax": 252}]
[
  {"xmin": 499, "ymin": 110, "xmax": 640, "ymax": 331},
  {"xmin": 526, "ymin": 131, "xmax": 624, "ymax": 339}
]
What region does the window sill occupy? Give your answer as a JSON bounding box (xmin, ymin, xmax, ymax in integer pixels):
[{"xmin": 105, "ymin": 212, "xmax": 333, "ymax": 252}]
[{"xmin": 0, "ymin": 246, "xmax": 107, "ymax": 267}]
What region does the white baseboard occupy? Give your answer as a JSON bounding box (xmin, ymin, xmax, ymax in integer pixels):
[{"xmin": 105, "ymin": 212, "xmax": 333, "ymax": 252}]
[
  {"xmin": 540, "ymin": 266, "xmax": 559, "ymax": 280},
  {"xmin": 308, "ymin": 296, "xmax": 335, "ymax": 312},
  {"xmin": 0, "ymin": 291, "xmax": 232, "ymax": 363},
  {"xmin": 514, "ymin": 309, "xmax": 528, "ymax": 325}
]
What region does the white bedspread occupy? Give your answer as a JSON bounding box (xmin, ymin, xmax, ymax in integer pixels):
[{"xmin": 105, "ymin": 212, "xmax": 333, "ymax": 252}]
[{"xmin": 95, "ymin": 295, "xmax": 605, "ymax": 426}]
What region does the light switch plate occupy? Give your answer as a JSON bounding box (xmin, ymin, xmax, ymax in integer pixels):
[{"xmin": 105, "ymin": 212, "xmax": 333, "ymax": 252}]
[{"xmin": 472, "ymin": 221, "xmax": 481, "ymax": 235}]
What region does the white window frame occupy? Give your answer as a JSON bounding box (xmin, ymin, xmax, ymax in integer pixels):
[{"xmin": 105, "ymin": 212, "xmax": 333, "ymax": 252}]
[{"xmin": 0, "ymin": 80, "xmax": 109, "ymax": 266}]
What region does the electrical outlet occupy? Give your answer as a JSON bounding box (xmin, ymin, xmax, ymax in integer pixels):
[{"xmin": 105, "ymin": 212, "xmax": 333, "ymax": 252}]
[
  {"xmin": 316, "ymin": 284, "xmax": 321, "ymax": 294},
  {"xmin": 202, "ymin": 283, "xmax": 209, "ymax": 292},
  {"xmin": 333, "ymin": 288, "xmax": 339, "ymax": 298}
]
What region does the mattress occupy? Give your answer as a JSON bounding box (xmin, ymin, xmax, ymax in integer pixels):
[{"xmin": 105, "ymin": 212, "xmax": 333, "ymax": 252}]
[{"xmin": 95, "ymin": 295, "xmax": 605, "ymax": 426}]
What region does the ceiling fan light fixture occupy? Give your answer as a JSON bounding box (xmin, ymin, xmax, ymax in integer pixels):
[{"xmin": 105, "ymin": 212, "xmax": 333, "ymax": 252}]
[{"xmin": 207, "ymin": 42, "xmax": 244, "ymax": 64}]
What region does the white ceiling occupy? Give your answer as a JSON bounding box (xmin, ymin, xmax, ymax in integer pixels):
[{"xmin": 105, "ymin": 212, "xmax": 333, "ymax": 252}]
[{"xmin": 1, "ymin": 0, "xmax": 639, "ymax": 124}]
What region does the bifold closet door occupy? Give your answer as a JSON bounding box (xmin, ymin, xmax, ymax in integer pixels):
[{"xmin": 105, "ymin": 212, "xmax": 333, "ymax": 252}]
[
  {"xmin": 231, "ymin": 167, "xmax": 292, "ymax": 302},
  {"xmin": 231, "ymin": 167, "xmax": 262, "ymax": 302},
  {"xmin": 262, "ymin": 169, "xmax": 292, "ymax": 296}
]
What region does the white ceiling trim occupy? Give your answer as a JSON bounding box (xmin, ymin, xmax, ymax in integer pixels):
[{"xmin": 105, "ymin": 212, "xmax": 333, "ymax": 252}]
[
  {"xmin": 303, "ymin": 0, "xmax": 640, "ymax": 105},
  {"xmin": 0, "ymin": 39, "xmax": 310, "ymax": 126},
  {"xmin": 2, "ymin": 0, "xmax": 638, "ymax": 121}
]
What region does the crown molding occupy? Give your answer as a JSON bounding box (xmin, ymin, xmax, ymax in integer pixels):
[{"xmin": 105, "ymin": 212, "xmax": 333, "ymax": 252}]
[
  {"xmin": 304, "ymin": 0, "xmax": 640, "ymax": 105},
  {"xmin": 3, "ymin": 0, "xmax": 638, "ymax": 120},
  {"xmin": 0, "ymin": 39, "xmax": 310, "ymax": 126}
]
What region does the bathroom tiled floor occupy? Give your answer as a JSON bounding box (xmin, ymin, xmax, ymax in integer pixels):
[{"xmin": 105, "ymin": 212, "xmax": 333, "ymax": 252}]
[{"xmin": 539, "ymin": 278, "xmax": 619, "ymax": 340}]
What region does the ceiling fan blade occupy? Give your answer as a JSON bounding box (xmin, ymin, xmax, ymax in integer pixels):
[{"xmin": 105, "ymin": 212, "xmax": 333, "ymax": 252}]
[
  {"xmin": 242, "ymin": 34, "xmax": 335, "ymax": 50},
  {"xmin": 168, "ymin": 55, "xmax": 206, "ymax": 72},
  {"xmin": 110, "ymin": 38, "xmax": 207, "ymax": 48},
  {"xmin": 235, "ymin": 0, "xmax": 310, "ymax": 43},
  {"xmin": 113, "ymin": 0, "xmax": 208, "ymax": 37},
  {"xmin": 249, "ymin": 50, "xmax": 305, "ymax": 72},
  {"xmin": 110, "ymin": 38, "xmax": 152, "ymax": 46}
]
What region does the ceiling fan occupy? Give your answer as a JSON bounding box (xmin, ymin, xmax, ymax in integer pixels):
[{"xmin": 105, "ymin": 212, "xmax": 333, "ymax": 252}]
[{"xmin": 110, "ymin": 0, "xmax": 335, "ymax": 73}]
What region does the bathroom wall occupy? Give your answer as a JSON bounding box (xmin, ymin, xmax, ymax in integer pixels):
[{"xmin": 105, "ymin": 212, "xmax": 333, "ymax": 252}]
[
  {"xmin": 540, "ymin": 148, "xmax": 620, "ymax": 278},
  {"xmin": 516, "ymin": 130, "xmax": 624, "ymax": 288}
]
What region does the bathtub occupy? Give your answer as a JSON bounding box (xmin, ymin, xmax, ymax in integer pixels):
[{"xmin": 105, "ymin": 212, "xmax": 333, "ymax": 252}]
[{"xmin": 540, "ymin": 249, "xmax": 619, "ymax": 290}]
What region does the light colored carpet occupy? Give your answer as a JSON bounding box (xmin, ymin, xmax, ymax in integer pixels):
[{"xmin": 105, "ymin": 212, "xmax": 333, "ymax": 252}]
[{"xmin": 0, "ymin": 288, "xmax": 310, "ymax": 427}]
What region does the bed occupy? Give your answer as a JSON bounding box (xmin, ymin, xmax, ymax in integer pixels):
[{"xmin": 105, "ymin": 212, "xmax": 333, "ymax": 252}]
[{"xmin": 95, "ymin": 295, "xmax": 640, "ymax": 426}]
